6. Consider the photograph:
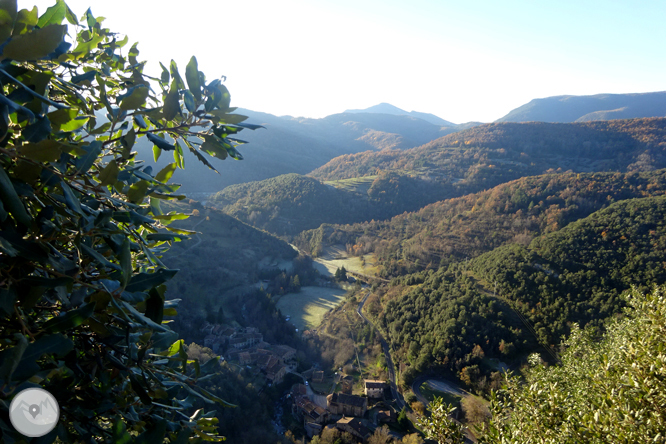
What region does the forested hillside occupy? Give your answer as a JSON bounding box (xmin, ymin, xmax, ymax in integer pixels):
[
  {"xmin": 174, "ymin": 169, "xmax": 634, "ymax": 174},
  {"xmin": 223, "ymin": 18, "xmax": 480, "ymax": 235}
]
[
  {"xmin": 309, "ymin": 118, "xmax": 666, "ymax": 184},
  {"xmin": 496, "ymin": 91, "xmax": 666, "ymax": 123},
  {"xmin": 211, "ymin": 172, "xmax": 452, "ymax": 235},
  {"xmin": 368, "ymin": 196, "xmax": 666, "ymax": 391},
  {"xmin": 162, "ymin": 199, "xmax": 297, "ymax": 308},
  {"xmin": 135, "ymin": 108, "xmax": 456, "ymax": 193},
  {"xmin": 295, "ymin": 170, "xmax": 666, "ymax": 276}
]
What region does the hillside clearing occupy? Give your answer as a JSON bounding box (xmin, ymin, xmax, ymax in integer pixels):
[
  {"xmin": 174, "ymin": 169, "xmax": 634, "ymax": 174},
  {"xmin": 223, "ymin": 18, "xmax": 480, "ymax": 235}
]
[
  {"xmin": 313, "ymin": 244, "xmax": 379, "ymax": 277},
  {"xmin": 275, "ymin": 286, "xmax": 347, "ymax": 331}
]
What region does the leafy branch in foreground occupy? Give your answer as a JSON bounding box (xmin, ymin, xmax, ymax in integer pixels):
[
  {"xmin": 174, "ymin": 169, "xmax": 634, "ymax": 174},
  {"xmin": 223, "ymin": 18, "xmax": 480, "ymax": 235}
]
[
  {"xmin": 478, "ymin": 285, "xmax": 666, "ymax": 444},
  {"xmin": 417, "ymin": 397, "xmax": 466, "ymax": 444},
  {"xmin": 0, "ymin": 1, "xmax": 260, "ymax": 442}
]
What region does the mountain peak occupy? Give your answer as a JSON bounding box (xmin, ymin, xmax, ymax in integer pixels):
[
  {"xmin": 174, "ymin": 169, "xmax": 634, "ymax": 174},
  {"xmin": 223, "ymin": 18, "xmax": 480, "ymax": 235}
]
[{"xmin": 344, "ymin": 103, "xmax": 454, "ymax": 127}]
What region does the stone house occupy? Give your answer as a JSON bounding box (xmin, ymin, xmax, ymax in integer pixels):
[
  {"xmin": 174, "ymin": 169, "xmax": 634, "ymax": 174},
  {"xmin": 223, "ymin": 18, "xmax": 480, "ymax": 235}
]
[
  {"xmin": 326, "ymin": 393, "xmax": 368, "ymax": 417},
  {"xmin": 364, "ymin": 380, "xmax": 386, "ymax": 399},
  {"xmin": 335, "ymin": 417, "xmax": 372, "ymax": 442}
]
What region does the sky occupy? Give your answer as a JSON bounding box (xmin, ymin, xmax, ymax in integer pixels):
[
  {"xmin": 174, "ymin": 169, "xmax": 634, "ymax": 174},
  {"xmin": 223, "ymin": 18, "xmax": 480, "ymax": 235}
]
[{"xmin": 30, "ymin": 0, "xmax": 666, "ymax": 123}]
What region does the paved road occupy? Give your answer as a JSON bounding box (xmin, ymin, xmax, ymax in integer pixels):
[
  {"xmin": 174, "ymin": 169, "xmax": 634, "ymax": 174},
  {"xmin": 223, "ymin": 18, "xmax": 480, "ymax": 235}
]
[
  {"xmin": 357, "ymin": 292, "xmax": 406, "ymax": 410},
  {"xmin": 412, "ymin": 375, "xmax": 467, "ymax": 407}
]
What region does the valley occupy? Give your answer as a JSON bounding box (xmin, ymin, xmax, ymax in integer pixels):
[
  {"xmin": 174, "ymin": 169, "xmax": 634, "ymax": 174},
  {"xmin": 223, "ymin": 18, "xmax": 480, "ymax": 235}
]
[
  {"xmin": 2, "ymin": 2, "xmax": 664, "ymax": 443},
  {"xmin": 160, "ymin": 113, "xmax": 666, "ymax": 443}
]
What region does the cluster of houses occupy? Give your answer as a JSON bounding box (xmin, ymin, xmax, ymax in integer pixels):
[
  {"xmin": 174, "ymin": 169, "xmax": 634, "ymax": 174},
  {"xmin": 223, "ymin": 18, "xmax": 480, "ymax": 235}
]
[
  {"xmin": 290, "ymin": 378, "xmax": 395, "ymax": 442},
  {"xmin": 201, "ymin": 322, "xmax": 297, "ymax": 385}
]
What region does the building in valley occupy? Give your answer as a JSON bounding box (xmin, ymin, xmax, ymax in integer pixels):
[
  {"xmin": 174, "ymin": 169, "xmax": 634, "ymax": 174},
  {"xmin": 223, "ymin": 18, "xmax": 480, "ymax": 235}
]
[{"xmin": 326, "ymin": 393, "xmax": 368, "ymax": 417}]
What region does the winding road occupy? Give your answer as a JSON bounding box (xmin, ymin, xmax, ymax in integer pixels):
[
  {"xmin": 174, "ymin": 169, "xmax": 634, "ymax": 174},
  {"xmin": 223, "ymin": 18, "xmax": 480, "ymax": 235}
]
[
  {"xmin": 411, "ymin": 375, "xmax": 467, "ymax": 407},
  {"xmin": 357, "ymin": 292, "xmax": 406, "ymax": 410}
]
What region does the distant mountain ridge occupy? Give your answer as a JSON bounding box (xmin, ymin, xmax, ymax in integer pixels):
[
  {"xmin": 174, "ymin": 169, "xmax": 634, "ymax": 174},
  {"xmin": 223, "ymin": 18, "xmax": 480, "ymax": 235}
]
[
  {"xmin": 497, "ymin": 91, "xmax": 666, "ymax": 123},
  {"xmin": 134, "ymin": 107, "xmax": 458, "ymax": 193},
  {"xmin": 345, "ymin": 102, "xmax": 456, "ymax": 126}
]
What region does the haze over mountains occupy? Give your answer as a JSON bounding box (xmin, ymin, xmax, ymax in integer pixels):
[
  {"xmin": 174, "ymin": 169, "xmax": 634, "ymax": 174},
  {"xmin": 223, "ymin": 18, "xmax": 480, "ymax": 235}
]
[
  {"xmin": 496, "ymin": 91, "xmax": 666, "ymax": 123},
  {"xmin": 137, "ymin": 91, "xmax": 666, "ymax": 194}
]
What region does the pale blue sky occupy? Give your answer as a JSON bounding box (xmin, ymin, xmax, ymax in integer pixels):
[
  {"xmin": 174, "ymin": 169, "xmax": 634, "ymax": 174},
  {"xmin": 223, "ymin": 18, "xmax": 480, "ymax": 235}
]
[{"xmin": 30, "ymin": 0, "xmax": 666, "ymax": 123}]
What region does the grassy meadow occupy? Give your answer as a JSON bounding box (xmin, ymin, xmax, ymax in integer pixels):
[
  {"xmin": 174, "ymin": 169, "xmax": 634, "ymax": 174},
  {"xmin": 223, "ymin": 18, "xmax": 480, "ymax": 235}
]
[{"xmin": 275, "ymin": 286, "xmax": 347, "ymax": 331}]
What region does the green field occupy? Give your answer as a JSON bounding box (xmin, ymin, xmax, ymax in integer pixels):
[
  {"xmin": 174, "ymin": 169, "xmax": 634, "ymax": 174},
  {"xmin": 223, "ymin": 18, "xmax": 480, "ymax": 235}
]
[
  {"xmin": 312, "ymin": 244, "xmax": 379, "ymax": 277},
  {"xmin": 275, "ymin": 286, "xmax": 347, "ymax": 331},
  {"xmin": 324, "ymin": 176, "xmax": 377, "ymax": 194}
]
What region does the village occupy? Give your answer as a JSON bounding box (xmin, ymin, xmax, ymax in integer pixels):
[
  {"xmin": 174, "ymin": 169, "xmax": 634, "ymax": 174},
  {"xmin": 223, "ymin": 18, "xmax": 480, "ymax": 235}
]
[{"xmin": 201, "ymin": 321, "xmax": 399, "ymax": 443}]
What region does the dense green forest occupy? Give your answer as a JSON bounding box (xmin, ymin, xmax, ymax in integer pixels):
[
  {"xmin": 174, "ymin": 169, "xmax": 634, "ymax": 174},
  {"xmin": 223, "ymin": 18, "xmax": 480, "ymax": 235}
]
[
  {"xmin": 295, "ymin": 170, "xmax": 666, "ymax": 275},
  {"xmin": 211, "ymin": 172, "xmax": 451, "ymax": 235},
  {"xmin": 364, "ymin": 196, "xmax": 666, "ymax": 393}
]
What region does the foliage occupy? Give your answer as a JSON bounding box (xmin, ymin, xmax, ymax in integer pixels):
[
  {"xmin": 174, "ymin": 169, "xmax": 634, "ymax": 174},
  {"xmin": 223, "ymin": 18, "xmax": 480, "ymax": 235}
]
[
  {"xmin": 0, "ymin": 1, "xmax": 258, "ymax": 441},
  {"xmin": 370, "ymin": 195, "xmax": 666, "ymax": 391},
  {"xmin": 296, "ymin": 170, "xmax": 666, "ymax": 277},
  {"xmin": 417, "ymin": 397, "xmax": 466, "ymax": 444},
  {"xmin": 334, "ymin": 266, "xmax": 348, "ymax": 281},
  {"xmin": 309, "ymin": 118, "xmax": 666, "ymax": 182},
  {"xmin": 211, "ymin": 171, "xmax": 447, "ymax": 236},
  {"xmin": 479, "ymin": 286, "xmax": 666, "ymax": 444}
]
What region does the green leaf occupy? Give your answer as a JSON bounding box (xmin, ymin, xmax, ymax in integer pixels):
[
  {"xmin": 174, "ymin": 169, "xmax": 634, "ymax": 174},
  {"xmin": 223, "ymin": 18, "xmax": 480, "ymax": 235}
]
[
  {"xmin": 183, "ymin": 90, "xmax": 196, "ymax": 113},
  {"xmin": 166, "ymin": 339, "xmax": 183, "ymax": 357},
  {"xmin": 185, "ymin": 56, "xmax": 201, "ymax": 101},
  {"xmin": 174, "ymin": 141, "xmax": 184, "ymax": 169},
  {"xmin": 36, "ymin": 0, "xmax": 65, "ymax": 28},
  {"xmin": 76, "ymin": 141, "xmax": 102, "ymax": 174},
  {"xmin": 165, "ymin": 226, "xmax": 196, "ymax": 235},
  {"xmin": 60, "ymin": 180, "xmax": 83, "ymax": 215},
  {"xmin": 158, "ymin": 62, "xmax": 170, "ymax": 84},
  {"xmin": 125, "ymin": 268, "xmax": 178, "ymax": 293},
  {"xmin": 12, "ymin": 334, "xmax": 73, "ymax": 381},
  {"xmin": 201, "ymin": 135, "xmax": 227, "ymax": 160},
  {"xmin": 129, "ymin": 373, "xmax": 153, "ymax": 406},
  {"xmin": 121, "ymin": 300, "xmax": 169, "ymax": 332},
  {"xmin": 12, "ymin": 7, "xmax": 38, "ymax": 36},
  {"xmin": 0, "ymin": 334, "xmax": 27, "ymax": 382},
  {"xmin": 146, "ymin": 232, "xmax": 189, "ymax": 241},
  {"xmin": 120, "ymin": 237, "xmax": 131, "ymax": 289},
  {"xmin": 19, "ymin": 140, "xmax": 62, "ymax": 162},
  {"xmin": 2, "ymin": 24, "xmax": 66, "ymax": 60},
  {"xmin": 63, "ymin": 1, "xmax": 77, "ymax": 25},
  {"xmin": 48, "ymin": 107, "xmax": 89, "ymax": 132},
  {"xmin": 0, "ymin": 0, "xmax": 17, "ymax": 42},
  {"xmin": 153, "ymin": 213, "xmax": 189, "ymax": 224},
  {"xmin": 80, "ymin": 243, "xmax": 121, "ymax": 271},
  {"xmin": 155, "ymin": 163, "xmax": 177, "ymax": 183},
  {"xmin": 145, "ymin": 287, "xmax": 164, "ymax": 324},
  {"xmin": 0, "ymin": 164, "xmax": 31, "ymax": 226},
  {"xmin": 111, "ymin": 417, "xmax": 132, "ymax": 444},
  {"xmin": 169, "ymin": 60, "xmax": 184, "ymax": 90},
  {"xmin": 152, "ymin": 145, "xmax": 161, "ymax": 162},
  {"xmin": 162, "ymin": 89, "xmax": 180, "ymax": 120},
  {"xmin": 99, "ymin": 159, "xmax": 119, "ymax": 186},
  {"xmin": 205, "ymin": 111, "xmax": 248, "ymax": 124},
  {"xmin": 146, "ymin": 133, "xmax": 176, "ymax": 151},
  {"xmin": 127, "ymin": 180, "xmax": 150, "ymax": 203},
  {"xmin": 133, "ymin": 114, "xmax": 147, "ymax": 129},
  {"xmin": 42, "ymin": 302, "xmax": 95, "ymax": 334},
  {"xmin": 119, "ymin": 85, "xmax": 149, "ymax": 110},
  {"xmin": 121, "ymin": 127, "xmax": 136, "ymax": 153}
]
